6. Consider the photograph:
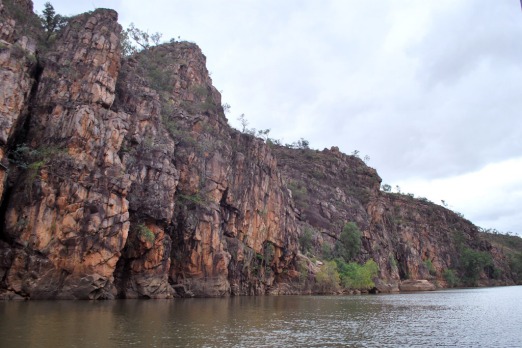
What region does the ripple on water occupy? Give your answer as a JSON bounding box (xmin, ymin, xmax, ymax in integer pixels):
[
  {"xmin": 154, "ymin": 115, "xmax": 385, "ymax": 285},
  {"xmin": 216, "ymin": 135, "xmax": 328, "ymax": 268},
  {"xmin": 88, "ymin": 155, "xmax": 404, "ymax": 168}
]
[{"xmin": 0, "ymin": 287, "xmax": 521, "ymax": 347}]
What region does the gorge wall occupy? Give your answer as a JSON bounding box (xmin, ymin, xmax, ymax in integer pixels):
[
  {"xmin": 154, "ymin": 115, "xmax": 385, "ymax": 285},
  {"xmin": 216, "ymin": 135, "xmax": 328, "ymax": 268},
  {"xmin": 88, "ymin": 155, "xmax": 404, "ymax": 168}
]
[{"xmin": 0, "ymin": 1, "xmax": 518, "ymax": 299}]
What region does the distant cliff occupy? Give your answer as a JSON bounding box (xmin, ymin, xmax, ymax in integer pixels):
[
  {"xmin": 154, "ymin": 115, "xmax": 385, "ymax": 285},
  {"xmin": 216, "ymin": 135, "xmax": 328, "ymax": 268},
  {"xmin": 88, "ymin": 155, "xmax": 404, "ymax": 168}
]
[{"xmin": 0, "ymin": 1, "xmax": 519, "ymax": 299}]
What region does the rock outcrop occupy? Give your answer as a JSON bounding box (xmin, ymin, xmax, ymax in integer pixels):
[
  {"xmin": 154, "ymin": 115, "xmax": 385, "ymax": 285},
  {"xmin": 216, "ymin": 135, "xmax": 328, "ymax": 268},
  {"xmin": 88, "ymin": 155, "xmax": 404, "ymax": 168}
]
[
  {"xmin": 399, "ymin": 279, "xmax": 436, "ymax": 292},
  {"xmin": 0, "ymin": 1, "xmax": 299, "ymax": 299},
  {"xmin": 111, "ymin": 42, "xmax": 299, "ymax": 297},
  {"xmin": 1, "ymin": 6, "xmax": 129, "ymax": 299},
  {"xmin": 272, "ymin": 145, "xmax": 516, "ymax": 292},
  {"xmin": 0, "ymin": 0, "xmax": 518, "ymax": 299}
]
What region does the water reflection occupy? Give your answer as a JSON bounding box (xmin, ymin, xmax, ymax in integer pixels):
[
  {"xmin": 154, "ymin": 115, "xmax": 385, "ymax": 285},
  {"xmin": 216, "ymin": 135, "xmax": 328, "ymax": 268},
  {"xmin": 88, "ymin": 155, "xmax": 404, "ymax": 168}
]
[{"xmin": 1, "ymin": 286, "xmax": 521, "ymax": 347}]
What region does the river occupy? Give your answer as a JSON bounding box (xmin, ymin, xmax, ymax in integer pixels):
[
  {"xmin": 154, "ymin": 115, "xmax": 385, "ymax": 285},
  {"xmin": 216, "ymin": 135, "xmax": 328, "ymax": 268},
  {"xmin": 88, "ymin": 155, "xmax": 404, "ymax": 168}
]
[{"xmin": 1, "ymin": 286, "xmax": 521, "ymax": 347}]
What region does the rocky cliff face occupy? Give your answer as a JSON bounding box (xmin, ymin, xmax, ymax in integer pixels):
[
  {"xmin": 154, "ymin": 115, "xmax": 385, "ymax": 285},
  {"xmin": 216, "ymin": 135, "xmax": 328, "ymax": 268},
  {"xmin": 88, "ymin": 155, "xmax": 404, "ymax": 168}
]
[
  {"xmin": 0, "ymin": 1, "xmax": 299, "ymax": 299},
  {"xmin": 273, "ymin": 145, "xmax": 515, "ymax": 291},
  {"xmin": 0, "ymin": 1, "xmax": 516, "ymax": 299}
]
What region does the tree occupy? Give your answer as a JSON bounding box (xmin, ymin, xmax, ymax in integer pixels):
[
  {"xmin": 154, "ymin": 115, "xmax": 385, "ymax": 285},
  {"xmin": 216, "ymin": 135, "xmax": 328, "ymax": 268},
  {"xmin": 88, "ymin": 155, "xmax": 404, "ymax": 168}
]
[
  {"xmin": 334, "ymin": 222, "xmax": 362, "ymax": 262},
  {"xmin": 443, "ymin": 269, "xmax": 459, "ymax": 287},
  {"xmin": 237, "ymin": 113, "xmax": 249, "ymax": 133},
  {"xmin": 40, "ymin": 2, "xmax": 66, "ymax": 40},
  {"xmin": 337, "ymin": 259, "xmax": 378, "ymax": 290},
  {"xmin": 296, "ymin": 138, "xmax": 309, "ymax": 149},
  {"xmin": 222, "ymin": 103, "xmax": 231, "ymax": 114},
  {"xmin": 257, "ymin": 129, "xmax": 271, "ymax": 141},
  {"xmin": 315, "ymin": 261, "xmax": 340, "ymax": 293},
  {"xmin": 382, "ymin": 184, "xmax": 392, "ymax": 192},
  {"xmin": 121, "ymin": 23, "xmax": 163, "ymax": 56},
  {"xmin": 460, "ymin": 247, "xmax": 493, "ymax": 285}
]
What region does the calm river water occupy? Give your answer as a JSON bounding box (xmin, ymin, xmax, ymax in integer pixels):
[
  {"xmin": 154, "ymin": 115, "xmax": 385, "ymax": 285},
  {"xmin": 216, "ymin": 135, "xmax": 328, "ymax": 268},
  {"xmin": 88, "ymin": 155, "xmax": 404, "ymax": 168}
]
[{"xmin": 1, "ymin": 286, "xmax": 521, "ymax": 347}]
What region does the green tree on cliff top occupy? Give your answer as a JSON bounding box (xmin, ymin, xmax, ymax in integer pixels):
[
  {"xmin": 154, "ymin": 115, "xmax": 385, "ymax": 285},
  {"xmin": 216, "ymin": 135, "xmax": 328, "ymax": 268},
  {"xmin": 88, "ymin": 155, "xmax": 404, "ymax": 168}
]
[{"xmin": 40, "ymin": 2, "xmax": 66, "ymax": 40}]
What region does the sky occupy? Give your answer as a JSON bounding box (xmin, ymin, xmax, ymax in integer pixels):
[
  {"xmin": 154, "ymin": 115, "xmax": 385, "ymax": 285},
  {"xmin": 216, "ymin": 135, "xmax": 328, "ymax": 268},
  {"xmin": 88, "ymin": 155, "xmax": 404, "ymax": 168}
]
[{"xmin": 32, "ymin": 0, "xmax": 522, "ymax": 236}]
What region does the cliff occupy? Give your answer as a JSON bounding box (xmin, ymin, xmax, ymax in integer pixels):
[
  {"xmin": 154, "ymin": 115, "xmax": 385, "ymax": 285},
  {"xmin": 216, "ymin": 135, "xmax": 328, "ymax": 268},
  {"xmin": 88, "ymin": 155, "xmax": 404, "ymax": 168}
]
[
  {"xmin": 273, "ymin": 146, "xmax": 516, "ymax": 291},
  {"xmin": 0, "ymin": 1, "xmax": 519, "ymax": 299}
]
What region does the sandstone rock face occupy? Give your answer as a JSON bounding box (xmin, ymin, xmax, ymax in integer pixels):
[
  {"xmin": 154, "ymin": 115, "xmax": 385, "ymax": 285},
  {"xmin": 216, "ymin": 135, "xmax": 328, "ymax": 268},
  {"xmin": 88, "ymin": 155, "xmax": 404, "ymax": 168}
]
[
  {"xmin": 273, "ymin": 146, "xmax": 515, "ymax": 292},
  {"xmin": 112, "ymin": 43, "xmax": 299, "ymax": 297},
  {"xmin": 0, "ymin": 0, "xmax": 39, "ymax": 202},
  {"xmin": 1, "ymin": 7, "xmax": 129, "ymax": 299},
  {"xmin": 399, "ymin": 279, "xmax": 436, "ymax": 292},
  {"xmin": 0, "ymin": 1, "xmax": 299, "ymax": 299},
  {"xmin": 0, "ymin": 1, "xmax": 516, "ymax": 299}
]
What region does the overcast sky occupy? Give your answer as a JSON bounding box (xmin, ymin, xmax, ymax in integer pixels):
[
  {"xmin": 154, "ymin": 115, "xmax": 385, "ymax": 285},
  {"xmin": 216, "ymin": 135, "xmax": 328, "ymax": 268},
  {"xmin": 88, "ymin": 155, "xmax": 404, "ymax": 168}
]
[{"xmin": 33, "ymin": 0, "xmax": 522, "ymax": 236}]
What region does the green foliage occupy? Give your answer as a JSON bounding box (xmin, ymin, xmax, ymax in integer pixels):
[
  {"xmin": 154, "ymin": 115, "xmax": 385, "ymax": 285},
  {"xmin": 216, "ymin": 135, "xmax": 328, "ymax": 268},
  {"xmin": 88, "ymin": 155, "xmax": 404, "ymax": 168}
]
[
  {"xmin": 236, "ymin": 113, "xmax": 272, "ymax": 141},
  {"xmin": 39, "ymin": 2, "xmax": 67, "ymax": 40},
  {"xmin": 222, "ymin": 103, "xmax": 231, "ymax": 114},
  {"xmin": 136, "ymin": 51, "xmax": 173, "ymax": 92},
  {"xmin": 315, "ymin": 260, "xmax": 340, "ymax": 293},
  {"xmin": 460, "ymin": 247, "xmax": 493, "ymax": 285},
  {"xmin": 480, "ymin": 229, "xmax": 522, "ymax": 283},
  {"xmin": 321, "ymin": 243, "xmax": 334, "ymax": 260},
  {"xmin": 263, "ymin": 242, "xmax": 275, "ymax": 265},
  {"xmin": 297, "ymin": 259, "xmax": 309, "ymax": 284},
  {"xmin": 443, "ymin": 269, "xmax": 459, "ymax": 288},
  {"xmin": 287, "ymin": 181, "xmax": 308, "ymax": 204},
  {"xmin": 382, "ymin": 184, "xmax": 392, "ymax": 192},
  {"xmin": 161, "ymin": 114, "xmax": 197, "ymax": 147},
  {"xmin": 256, "ymin": 242, "xmax": 275, "ymax": 278},
  {"xmin": 295, "ymin": 138, "xmax": 309, "ymax": 149},
  {"xmin": 336, "ymin": 259, "xmax": 378, "ymax": 290},
  {"xmin": 299, "ymin": 227, "xmax": 315, "ymax": 255},
  {"xmin": 177, "ymin": 193, "xmax": 206, "ymax": 207},
  {"xmin": 9, "ymin": 144, "xmax": 66, "ymax": 198},
  {"xmin": 509, "ymin": 252, "xmax": 522, "ymax": 284},
  {"xmin": 135, "ymin": 224, "xmax": 155, "ymax": 244},
  {"xmin": 284, "ymin": 138, "xmax": 310, "ymax": 149},
  {"xmin": 389, "ymin": 254, "xmax": 398, "ymax": 272},
  {"xmin": 334, "ymin": 222, "xmax": 362, "ymax": 262},
  {"xmin": 9, "ymin": 144, "xmax": 37, "ymax": 169},
  {"xmin": 192, "ymin": 84, "xmax": 208, "ymax": 98},
  {"xmin": 3, "ymin": 0, "xmax": 43, "ymax": 39},
  {"xmin": 452, "ymin": 230, "xmax": 466, "ymax": 250},
  {"xmin": 423, "ymin": 259, "xmax": 436, "ymax": 276},
  {"xmin": 122, "ymin": 23, "xmax": 163, "ymax": 56}
]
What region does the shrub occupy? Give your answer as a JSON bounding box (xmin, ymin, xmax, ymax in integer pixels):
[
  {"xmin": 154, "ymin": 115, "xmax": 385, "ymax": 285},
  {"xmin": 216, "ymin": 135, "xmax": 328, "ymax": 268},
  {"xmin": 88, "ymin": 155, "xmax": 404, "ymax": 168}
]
[
  {"xmin": 288, "ymin": 181, "xmax": 308, "ymax": 202},
  {"xmin": 424, "ymin": 259, "xmax": 437, "ymax": 276},
  {"xmin": 299, "ymin": 227, "xmax": 314, "ymax": 255},
  {"xmin": 321, "ymin": 243, "xmax": 334, "ymax": 260},
  {"xmin": 443, "ymin": 269, "xmax": 459, "ymax": 288},
  {"xmin": 334, "ymin": 222, "xmax": 362, "ymax": 262},
  {"xmin": 460, "ymin": 247, "xmax": 493, "ymax": 285},
  {"xmin": 287, "ymin": 181, "xmax": 309, "ymax": 212},
  {"xmin": 337, "ymin": 259, "xmax": 378, "ymax": 290},
  {"xmin": 263, "ymin": 242, "xmax": 275, "ymax": 266},
  {"xmin": 135, "ymin": 224, "xmax": 155, "ymax": 244},
  {"xmin": 509, "ymin": 252, "xmax": 522, "ymax": 284},
  {"xmin": 389, "ymin": 254, "xmax": 398, "ymax": 272},
  {"xmin": 297, "ymin": 259, "xmax": 310, "ymax": 284},
  {"xmin": 315, "ymin": 260, "xmax": 340, "ymax": 293},
  {"xmin": 177, "ymin": 193, "xmax": 206, "ymax": 207}
]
